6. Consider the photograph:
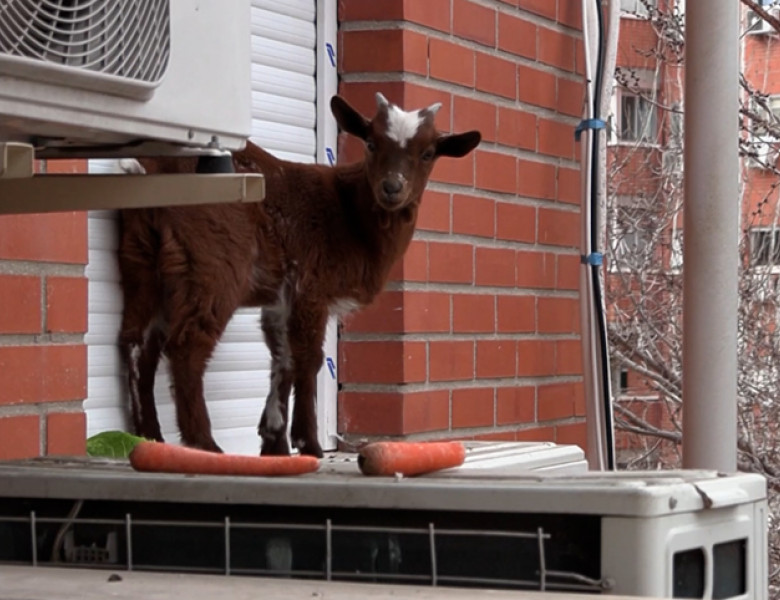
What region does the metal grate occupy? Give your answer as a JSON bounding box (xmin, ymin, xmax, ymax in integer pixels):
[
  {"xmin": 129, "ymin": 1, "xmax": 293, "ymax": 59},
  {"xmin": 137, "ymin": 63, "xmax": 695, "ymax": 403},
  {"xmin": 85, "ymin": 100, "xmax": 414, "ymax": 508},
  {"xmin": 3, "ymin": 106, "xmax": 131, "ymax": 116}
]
[
  {"xmin": 0, "ymin": 0, "xmax": 169, "ymax": 88},
  {"xmin": 0, "ymin": 505, "xmax": 610, "ymax": 593}
]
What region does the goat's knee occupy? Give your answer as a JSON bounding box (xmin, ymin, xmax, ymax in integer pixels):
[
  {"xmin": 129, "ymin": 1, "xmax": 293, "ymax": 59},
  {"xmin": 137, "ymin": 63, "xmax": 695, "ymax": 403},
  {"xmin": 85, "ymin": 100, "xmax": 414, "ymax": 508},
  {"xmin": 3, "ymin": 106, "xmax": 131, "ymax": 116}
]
[{"xmin": 258, "ymin": 380, "xmax": 291, "ymax": 455}]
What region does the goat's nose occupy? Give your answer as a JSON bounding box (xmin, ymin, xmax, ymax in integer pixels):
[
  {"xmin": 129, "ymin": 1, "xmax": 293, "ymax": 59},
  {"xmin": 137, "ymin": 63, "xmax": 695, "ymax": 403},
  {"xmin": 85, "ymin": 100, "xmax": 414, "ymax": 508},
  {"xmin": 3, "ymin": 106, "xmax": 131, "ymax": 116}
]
[{"xmin": 382, "ymin": 178, "xmax": 403, "ymax": 196}]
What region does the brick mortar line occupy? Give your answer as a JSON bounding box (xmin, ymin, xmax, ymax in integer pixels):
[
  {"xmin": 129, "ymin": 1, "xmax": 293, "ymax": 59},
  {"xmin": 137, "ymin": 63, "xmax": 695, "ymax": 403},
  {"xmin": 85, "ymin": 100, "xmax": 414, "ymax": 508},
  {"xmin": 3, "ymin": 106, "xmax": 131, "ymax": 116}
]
[
  {"xmin": 426, "ymin": 182, "xmax": 582, "ymax": 205},
  {"xmin": 472, "ymin": 139, "xmax": 581, "ymax": 164},
  {"xmin": 410, "ymin": 231, "xmax": 579, "ymax": 250},
  {"xmin": 414, "ymin": 219, "xmax": 585, "ymax": 247},
  {"xmin": 340, "ymin": 71, "xmax": 583, "ymax": 125},
  {"xmin": 467, "ymin": 0, "xmax": 584, "ymax": 34},
  {"xmin": 341, "ymin": 74, "xmax": 583, "ymax": 168},
  {"xmin": 0, "ymin": 334, "xmax": 85, "ymax": 346},
  {"xmin": 340, "ymin": 375, "xmax": 583, "ymax": 394},
  {"xmin": 413, "ymin": 224, "xmax": 583, "ymax": 240},
  {"xmin": 0, "ymin": 401, "xmax": 85, "ymax": 418},
  {"xmin": 0, "ymin": 261, "xmax": 85, "ymax": 277},
  {"xmin": 409, "ymin": 234, "xmax": 574, "ymax": 251},
  {"xmin": 338, "ymin": 420, "xmax": 586, "ymax": 444},
  {"xmin": 412, "ymin": 417, "xmax": 586, "ymax": 441},
  {"xmin": 386, "ymin": 281, "xmax": 580, "ymax": 296},
  {"xmin": 339, "ymin": 332, "xmax": 581, "ymax": 343},
  {"xmin": 339, "ymin": 22, "xmax": 583, "ymax": 80},
  {"xmin": 339, "ymin": 9, "xmax": 583, "ymax": 47}
]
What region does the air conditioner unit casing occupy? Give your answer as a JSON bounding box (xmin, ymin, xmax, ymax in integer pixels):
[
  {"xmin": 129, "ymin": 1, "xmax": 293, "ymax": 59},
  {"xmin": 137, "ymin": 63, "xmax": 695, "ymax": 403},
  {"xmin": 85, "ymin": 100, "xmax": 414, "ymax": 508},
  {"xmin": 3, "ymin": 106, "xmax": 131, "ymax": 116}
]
[
  {"xmin": 0, "ymin": 1, "xmax": 251, "ymax": 155},
  {"xmin": 0, "ymin": 444, "xmax": 768, "ymax": 600}
]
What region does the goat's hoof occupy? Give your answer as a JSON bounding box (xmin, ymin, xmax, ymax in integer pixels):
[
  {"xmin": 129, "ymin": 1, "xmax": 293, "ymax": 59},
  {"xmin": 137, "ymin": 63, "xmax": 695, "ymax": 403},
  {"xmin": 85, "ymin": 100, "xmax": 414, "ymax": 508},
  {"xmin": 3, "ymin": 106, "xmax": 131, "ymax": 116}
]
[{"xmin": 294, "ymin": 438, "xmax": 324, "ymax": 458}]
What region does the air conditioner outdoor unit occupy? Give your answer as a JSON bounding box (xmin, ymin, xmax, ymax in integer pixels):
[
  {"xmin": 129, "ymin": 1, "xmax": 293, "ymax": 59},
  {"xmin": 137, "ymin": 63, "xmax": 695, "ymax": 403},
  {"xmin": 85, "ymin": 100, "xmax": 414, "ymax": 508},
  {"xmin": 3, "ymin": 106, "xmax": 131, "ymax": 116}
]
[
  {"xmin": 0, "ymin": 443, "xmax": 768, "ymax": 600},
  {"xmin": 0, "ymin": 0, "xmax": 251, "ymax": 156}
]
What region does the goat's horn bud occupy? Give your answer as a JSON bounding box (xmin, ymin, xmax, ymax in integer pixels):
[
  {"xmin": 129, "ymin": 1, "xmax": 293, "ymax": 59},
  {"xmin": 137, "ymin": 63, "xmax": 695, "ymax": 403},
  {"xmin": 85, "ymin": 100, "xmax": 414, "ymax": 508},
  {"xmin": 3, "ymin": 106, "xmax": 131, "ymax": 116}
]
[
  {"xmin": 426, "ymin": 102, "xmax": 443, "ymax": 117},
  {"xmin": 375, "ymin": 92, "xmax": 390, "ymax": 110}
]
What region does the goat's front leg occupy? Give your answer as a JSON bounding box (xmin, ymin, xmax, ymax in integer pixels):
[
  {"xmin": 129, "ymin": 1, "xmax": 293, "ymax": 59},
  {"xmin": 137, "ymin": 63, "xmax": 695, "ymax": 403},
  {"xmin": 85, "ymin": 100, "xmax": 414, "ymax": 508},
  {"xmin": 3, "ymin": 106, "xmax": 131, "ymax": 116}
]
[
  {"xmin": 288, "ymin": 303, "xmax": 328, "ymax": 458},
  {"xmin": 258, "ymin": 306, "xmax": 293, "ymax": 455}
]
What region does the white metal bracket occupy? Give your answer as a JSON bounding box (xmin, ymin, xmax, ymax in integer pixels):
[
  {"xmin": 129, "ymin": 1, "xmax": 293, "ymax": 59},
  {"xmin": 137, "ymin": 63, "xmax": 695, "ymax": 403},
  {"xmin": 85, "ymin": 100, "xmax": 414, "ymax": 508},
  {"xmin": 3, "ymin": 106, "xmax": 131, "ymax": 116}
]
[
  {"xmin": 0, "ymin": 144, "xmax": 264, "ymax": 213},
  {"xmin": 0, "ymin": 142, "xmax": 34, "ymax": 179}
]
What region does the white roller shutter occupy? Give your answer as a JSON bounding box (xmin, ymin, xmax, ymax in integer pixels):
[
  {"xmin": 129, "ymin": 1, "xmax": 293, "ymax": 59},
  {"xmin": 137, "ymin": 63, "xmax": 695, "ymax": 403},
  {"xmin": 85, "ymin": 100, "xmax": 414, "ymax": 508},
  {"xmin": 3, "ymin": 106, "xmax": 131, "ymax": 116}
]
[{"xmin": 85, "ymin": 0, "xmax": 338, "ymax": 454}]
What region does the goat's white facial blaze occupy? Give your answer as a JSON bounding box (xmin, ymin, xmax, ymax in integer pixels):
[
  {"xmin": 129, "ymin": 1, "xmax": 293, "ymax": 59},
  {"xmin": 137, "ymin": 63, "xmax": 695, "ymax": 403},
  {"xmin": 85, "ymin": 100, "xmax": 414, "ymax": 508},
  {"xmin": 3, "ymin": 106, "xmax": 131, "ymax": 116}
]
[{"xmin": 386, "ymin": 105, "xmax": 424, "ymax": 148}]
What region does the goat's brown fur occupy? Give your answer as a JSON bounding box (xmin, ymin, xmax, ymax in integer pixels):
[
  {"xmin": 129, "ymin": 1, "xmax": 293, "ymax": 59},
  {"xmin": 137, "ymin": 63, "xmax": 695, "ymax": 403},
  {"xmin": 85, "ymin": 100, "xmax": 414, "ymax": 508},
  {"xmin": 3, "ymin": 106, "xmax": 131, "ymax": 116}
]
[{"xmin": 118, "ymin": 94, "xmax": 481, "ymax": 456}]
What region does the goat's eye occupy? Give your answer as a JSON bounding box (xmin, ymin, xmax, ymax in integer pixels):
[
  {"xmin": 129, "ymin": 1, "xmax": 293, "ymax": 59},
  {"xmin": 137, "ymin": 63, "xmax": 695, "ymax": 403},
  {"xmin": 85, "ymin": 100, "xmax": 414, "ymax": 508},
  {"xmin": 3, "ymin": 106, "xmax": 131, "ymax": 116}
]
[
  {"xmin": 421, "ymin": 148, "xmax": 435, "ymax": 162},
  {"xmin": 366, "ymin": 140, "xmax": 376, "ymax": 152}
]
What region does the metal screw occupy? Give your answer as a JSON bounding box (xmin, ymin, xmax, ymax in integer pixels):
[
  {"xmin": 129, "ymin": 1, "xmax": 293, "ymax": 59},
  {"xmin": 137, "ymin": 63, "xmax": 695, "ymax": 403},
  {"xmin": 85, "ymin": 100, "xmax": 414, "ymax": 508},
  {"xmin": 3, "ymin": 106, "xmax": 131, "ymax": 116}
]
[{"xmin": 669, "ymin": 496, "xmax": 678, "ymax": 509}]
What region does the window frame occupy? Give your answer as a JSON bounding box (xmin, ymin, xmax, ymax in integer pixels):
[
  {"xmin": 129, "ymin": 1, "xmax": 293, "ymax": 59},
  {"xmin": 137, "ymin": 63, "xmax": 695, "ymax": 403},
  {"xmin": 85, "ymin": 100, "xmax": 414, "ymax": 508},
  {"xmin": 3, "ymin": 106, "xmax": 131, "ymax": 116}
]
[
  {"xmin": 620, "ymin": 0, "xmax": 657, "ymax": 19},
  {"xmin": 750, "ymin": 226, "xmax": 780, "ymax": 272},
  {"xmin": 619, "ymin": 92, "xmax": 658, "ymax": 144},
  {"xmin": 609, "ymin": 196, "xmax": 653, "ymax": 273}
]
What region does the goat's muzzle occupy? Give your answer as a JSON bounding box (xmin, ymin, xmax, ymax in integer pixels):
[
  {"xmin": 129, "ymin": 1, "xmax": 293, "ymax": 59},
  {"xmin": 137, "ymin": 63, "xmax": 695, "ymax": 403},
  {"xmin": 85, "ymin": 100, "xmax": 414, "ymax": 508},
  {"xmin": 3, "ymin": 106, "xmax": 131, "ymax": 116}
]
[{"xmin": 377, "ymin": 177, "xmax": 407, "ymax": 210}]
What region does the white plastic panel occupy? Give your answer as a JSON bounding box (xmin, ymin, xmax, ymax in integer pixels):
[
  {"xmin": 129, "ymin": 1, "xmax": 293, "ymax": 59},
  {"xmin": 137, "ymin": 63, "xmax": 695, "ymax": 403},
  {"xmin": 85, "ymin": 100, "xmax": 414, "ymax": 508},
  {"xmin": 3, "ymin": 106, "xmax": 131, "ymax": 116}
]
[
  {"xmin": 84, "ymin": 203, "xmax": 272, "ymax": 454},
  {"xmin": 83, "ymin": 0, "xmax": 339, "ymax": 454},
  {"xmin": 249, "ymin": 0, "xmax": 316, "ymax": 162}
]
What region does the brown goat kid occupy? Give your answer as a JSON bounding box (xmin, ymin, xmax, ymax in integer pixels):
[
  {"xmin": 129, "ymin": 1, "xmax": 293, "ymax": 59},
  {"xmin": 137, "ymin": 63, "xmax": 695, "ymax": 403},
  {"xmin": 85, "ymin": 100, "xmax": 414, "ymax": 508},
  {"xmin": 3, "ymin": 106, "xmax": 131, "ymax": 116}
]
[{"xmin": 118, "ymin": 93, "xmax": 481, "ymax": 457}]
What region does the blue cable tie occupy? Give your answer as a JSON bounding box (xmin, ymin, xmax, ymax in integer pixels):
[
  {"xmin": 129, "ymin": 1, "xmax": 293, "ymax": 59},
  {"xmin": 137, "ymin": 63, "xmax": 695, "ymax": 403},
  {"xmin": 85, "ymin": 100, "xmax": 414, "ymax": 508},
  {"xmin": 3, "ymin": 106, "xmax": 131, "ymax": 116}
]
[
  {"xmin": 582, "ymin": 252, "xmax": 603, "ymax": 266},
  {"xmin": 575, "ymin": 118, "xmax": 606, "ymax": 141}
]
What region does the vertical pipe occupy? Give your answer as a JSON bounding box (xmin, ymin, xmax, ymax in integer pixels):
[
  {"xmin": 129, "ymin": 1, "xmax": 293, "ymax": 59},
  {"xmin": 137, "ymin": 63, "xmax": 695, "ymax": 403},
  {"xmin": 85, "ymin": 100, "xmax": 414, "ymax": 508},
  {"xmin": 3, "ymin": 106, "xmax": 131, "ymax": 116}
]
[
  {"xmin": 682, "ymin": 1, "xmax": 739, "ymax": 471},
  {"xmin": 580, "ymin": 0, "xmax": 603, "ymax": 471}
]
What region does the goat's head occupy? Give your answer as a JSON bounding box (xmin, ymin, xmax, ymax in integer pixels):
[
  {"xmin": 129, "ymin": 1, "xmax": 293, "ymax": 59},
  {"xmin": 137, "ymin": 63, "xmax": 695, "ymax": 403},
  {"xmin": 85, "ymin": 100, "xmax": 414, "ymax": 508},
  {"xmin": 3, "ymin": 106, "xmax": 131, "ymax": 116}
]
[{"xmin": 331, "ymin": 93, "xmax": 481, "ymax": 212}]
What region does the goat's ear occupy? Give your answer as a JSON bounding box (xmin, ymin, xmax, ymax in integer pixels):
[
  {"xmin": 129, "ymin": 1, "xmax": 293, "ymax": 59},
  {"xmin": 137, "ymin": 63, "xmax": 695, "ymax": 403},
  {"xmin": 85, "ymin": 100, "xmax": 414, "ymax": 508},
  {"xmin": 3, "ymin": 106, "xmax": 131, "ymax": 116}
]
[
  {"xmin": 331, "ymin": 96, "xmax": 369, "ymax": 140},
  {"xmin": 435, "ymin": 131, "xmax": 482, "ymax": 158}
]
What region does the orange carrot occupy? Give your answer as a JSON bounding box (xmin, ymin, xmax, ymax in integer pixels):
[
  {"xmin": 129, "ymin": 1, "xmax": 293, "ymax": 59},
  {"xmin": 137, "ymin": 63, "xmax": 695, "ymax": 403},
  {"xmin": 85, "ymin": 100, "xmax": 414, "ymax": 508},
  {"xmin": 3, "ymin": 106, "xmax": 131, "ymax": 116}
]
[
  {"xmin": 358, "ymin": 441, "xmax": 466, "ymax": 476},
  {"xmin": 129, "ymin": 442, "xmax": 319, "ymax": 476}
]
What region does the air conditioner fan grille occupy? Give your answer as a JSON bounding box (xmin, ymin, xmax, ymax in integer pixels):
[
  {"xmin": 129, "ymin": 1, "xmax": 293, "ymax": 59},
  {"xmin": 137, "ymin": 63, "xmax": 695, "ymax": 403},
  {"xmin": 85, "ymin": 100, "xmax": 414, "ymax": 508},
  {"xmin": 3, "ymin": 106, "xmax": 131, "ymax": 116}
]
[{"xmin": 0, "ymin": 0, "xmax": 169, "ymax": 84}]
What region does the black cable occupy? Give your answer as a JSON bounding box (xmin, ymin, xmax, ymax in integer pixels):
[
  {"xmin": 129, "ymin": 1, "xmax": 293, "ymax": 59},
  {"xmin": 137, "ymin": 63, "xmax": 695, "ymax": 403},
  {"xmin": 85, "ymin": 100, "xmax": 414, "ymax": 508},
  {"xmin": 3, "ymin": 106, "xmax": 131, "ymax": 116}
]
[{"xmin": 589, "ymin": 0, "xmax": 616, "ymax": 470}]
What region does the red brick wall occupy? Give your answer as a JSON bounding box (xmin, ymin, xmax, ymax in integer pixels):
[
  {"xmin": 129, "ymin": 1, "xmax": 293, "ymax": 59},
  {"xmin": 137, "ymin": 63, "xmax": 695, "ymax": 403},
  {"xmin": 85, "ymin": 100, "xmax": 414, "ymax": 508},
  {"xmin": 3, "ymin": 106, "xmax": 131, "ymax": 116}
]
[
  {"xmin": 0, "ymin": 159, "xmax": 88, "ymax": 459},
  {"xmin": 743, "ymin": 28, "xmax": 780, "ymax": 224},
  {"xmin": 337, "ymin": 0, "xmax": 587, "ymax": 449}
]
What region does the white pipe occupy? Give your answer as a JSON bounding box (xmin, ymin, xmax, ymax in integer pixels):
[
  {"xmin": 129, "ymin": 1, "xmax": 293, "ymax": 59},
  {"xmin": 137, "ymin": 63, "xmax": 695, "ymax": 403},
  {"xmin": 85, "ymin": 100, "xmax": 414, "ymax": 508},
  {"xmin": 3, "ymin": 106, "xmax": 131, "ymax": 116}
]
[
  {"xmin": 682, "ymin": 1, "xmax": 739, "ymax": 472},
  {"xmin": 579, "ymin": 0, "xmax": 601, "ymax": 471},
  {"xmin": 580, "ymin": 0, "xmax": 620, "ymax": 471}
]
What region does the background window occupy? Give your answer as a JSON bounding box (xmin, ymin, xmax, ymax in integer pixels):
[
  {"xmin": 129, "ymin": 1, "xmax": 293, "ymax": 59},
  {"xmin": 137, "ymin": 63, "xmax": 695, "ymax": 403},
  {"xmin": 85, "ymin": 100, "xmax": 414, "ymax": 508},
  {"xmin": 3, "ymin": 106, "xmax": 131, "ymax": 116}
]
[
  {"xmin": 750, "ymin": 228, "xmax": 780, "ymax": 267},
  {"xmin": 620, "ymin": 0, "xmax": 657, "ymax": 18},
  {"xmin": 620, "ymin": 93, "xmax": 658, "ymax": 142}
]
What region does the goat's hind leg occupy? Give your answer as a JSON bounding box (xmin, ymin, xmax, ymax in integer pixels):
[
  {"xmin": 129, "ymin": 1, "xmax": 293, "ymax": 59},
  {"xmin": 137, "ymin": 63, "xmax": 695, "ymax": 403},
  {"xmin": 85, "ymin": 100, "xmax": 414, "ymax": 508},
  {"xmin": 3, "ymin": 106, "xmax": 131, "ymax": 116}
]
[
  {"xmin": 119, "ymin": 309, "xmax": 165, "ymax": 442},
  {"xmin": 258, "ymin": 307, "xmax": 293, "ymax": 455},
  {"xmin": 118, "ymin": 239, "xmax": 166, "ymax": 442},
  {"xmin": 288, "ymin": 303, "xmax": 327, "ymax": 458}
]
